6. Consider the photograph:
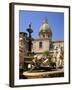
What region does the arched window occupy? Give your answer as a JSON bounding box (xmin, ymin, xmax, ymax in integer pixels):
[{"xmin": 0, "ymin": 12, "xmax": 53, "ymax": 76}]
[
  {"xmin": 39, "ymin": 42, "xmax": 42, "ymax": 48},
  {"xmin": 43, "ymin": 34, "xmax": 45, "ymax": 38}
]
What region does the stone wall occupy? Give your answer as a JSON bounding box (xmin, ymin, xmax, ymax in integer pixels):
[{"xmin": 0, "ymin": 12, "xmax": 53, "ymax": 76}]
[{"xmin": 32, "ymin": 39, "xmax": 50, "ymax": 53}]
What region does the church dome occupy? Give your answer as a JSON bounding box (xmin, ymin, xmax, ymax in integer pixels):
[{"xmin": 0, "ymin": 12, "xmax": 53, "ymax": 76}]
[
  {"xmin": 39, "ymin": 19, "xmax": 51, "ymax": 33},
  {"xmin": 39, "ymin": 19, "xmax": 52, "ymax": 36}
]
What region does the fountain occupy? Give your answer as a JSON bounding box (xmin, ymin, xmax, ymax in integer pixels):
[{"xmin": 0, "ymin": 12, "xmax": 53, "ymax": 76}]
[
  {"xmin": 20, "ymin": 24, "xmax": 64, "ymax": 79},
  {"xmin": 22, "ymin": 51, "xmax": 64, "ymax": 79},
  {"xmin": 23, "ymin": 54, "xmax": 64, "ymax": 79}
]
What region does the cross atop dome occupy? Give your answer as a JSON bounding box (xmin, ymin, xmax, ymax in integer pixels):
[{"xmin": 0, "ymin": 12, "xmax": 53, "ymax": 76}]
[
  {"xmin": 42, "ymin": 17, "xmax": 48, "ymax": 25},
  {"xmin": 44, "ymin": 17, "xmax": 48, "ymax": 24}
]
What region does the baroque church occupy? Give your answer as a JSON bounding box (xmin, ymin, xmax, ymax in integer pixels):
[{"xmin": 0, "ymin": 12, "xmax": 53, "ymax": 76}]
[
  {"xmin": 19, "ymin": 19, "xmax": 64, "ymax": 64},
  {"xmin": 32, "ymin": 19, "xmax": 64, "ymax": 54},
  {"xmin": 32, "ymin": 19, "xmax": 52, "ymax": 54}
]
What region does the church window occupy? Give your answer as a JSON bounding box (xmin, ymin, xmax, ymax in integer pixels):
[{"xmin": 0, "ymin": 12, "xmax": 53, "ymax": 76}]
[
  {"xmin": 43, "ymin": 34, "xmax": 45, "ymax": 38},
  {"xmin": 48, "ymin": 35, "xmax": 50, "ymax": 38},
  {"xmin": 48, "ymin": 35, "xmax": 49, "ymax": 37},
  {"xmin": 39, "ymin": 42, "xmax": 42, "ymax": 48}
]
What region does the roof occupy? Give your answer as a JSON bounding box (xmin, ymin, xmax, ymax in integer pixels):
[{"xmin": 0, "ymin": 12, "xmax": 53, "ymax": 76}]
[
  {"xmin": 32, "ymin": 38, "xmax": 51, "ymax": 41},
  {"xmin": 20, "ymin": 32, "xmax": 27, "ymax": 36},
  {"xmin": 52, "ymin": 40, "xmax": 64, "ymax": 43}
]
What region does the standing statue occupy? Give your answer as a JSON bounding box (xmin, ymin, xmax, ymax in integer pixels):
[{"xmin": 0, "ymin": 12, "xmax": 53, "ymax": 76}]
[
  {"xmin": 52, "ymin": 50, "xmax": 57, "ymax": 63},
  {"xmin": 56, "ymin": 46, "xmax": 64, "ymax": 69},
  {"xmin": 52, "ymin": 46, "xmax": 57, "ymax": 64}
]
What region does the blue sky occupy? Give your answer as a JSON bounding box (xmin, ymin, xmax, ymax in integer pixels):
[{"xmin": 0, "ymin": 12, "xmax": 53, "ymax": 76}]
[{"xmin": 19, "ymin": 10, "xmax": 64, "ymax": 41}]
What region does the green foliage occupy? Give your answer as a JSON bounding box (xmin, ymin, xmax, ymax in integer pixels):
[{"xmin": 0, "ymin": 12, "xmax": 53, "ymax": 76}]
[{"xmin": 43, "ymin": 51, "xmax": 49, "ymax": 56}]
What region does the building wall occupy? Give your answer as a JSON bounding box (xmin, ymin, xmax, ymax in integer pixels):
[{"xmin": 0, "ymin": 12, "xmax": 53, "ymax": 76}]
[
  {"xmin": 32, "ymin": 39, "xmax": 50, "ymax": 53},
  {"xmin": 52, "ymin": 41, "xmax": 64, "ymax": 49},
  {"xmin": 19, "ymin": 36, "xmax": 25, "ymax": 66},
  {"xmin": 32, "ymin": 39, "xmax": 64, "ymax": 54},
  {"xmin": 19, "ymin": 33, "xmax": 28, "ymax": 66}
]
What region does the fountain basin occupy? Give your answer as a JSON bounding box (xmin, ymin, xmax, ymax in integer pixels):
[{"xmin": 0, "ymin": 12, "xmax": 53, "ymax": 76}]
[{"xmin": 23, "ymin": 69, "xmax": 64, "ymax": 79}]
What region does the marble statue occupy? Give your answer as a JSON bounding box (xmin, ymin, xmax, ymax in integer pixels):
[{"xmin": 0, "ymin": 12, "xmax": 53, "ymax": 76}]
[{"xmin": 56, "ymin": 46, "xmax": 64, "ymax": 68}]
